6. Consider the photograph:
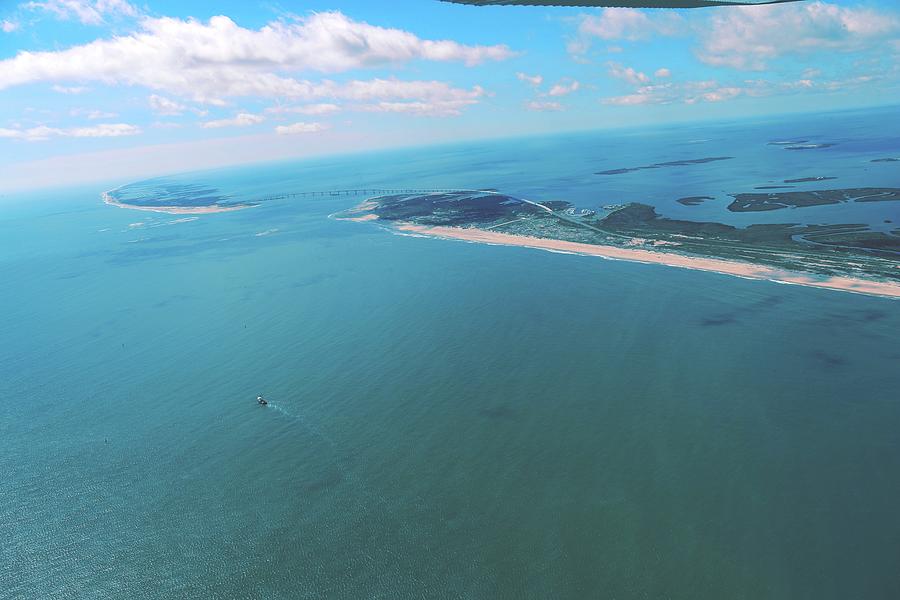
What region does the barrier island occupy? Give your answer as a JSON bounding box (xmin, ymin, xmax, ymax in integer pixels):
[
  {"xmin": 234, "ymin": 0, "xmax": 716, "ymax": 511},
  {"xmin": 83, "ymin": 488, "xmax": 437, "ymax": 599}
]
[{"xmin": 335, "ymin": 190, "xmax": 900, "ymax": 298}]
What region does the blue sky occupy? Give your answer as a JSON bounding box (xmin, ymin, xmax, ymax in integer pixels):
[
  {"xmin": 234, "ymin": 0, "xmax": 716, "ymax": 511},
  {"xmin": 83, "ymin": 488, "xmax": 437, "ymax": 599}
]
[{"xmin": 1, "ymin": 0, "xmax": 898, "ymax": 190}]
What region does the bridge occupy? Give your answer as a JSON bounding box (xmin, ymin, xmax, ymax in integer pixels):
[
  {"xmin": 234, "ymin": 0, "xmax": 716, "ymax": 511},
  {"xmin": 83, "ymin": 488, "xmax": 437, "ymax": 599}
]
[{"xmin": 255, "ymin": 188, "xmax": 486, "ymax": 202}]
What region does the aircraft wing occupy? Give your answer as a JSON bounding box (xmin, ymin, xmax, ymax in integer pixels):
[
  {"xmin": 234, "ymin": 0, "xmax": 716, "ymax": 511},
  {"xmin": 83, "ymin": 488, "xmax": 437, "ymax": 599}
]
[{"xmin": 442, "ymin": 0, "xmax": 803, "ymax": 7}]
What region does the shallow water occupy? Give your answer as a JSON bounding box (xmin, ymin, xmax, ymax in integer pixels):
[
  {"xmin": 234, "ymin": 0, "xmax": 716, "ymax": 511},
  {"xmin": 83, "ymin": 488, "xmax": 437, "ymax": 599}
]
[{"xmin": 2, "ymin": 109, "xmax": 899, "ymax": 599}]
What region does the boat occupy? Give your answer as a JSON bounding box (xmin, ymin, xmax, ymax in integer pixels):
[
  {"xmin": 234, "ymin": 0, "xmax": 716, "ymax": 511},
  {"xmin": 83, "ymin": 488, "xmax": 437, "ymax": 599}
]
[{"xmin": 257, "ymin": 395, "xmax": 268, "ymax": 406}]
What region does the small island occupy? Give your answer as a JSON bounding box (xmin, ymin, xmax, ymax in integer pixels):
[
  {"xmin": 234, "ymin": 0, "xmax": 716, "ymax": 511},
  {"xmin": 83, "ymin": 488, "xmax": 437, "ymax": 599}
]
[
  {"xmin": 103, "ymin": 181, "xmax": 256, "ymax": 214},
  {"xmin": 335, "ymin": 190, "xmax": 900, "ymax": 298},
  {"xmin": 596, "ymin": 156, "xmax": 733, "ymax": 175},
  {"xmin": 784, "ymin": 176, "xmax": 837, "ymax": 183},
  {"xmin": 784, "ymin": 143, "xmax": 835, "ymax": 151},
  {"xmin": 676, "ymin": 196, "xmax": 714, "ymax": 206}
]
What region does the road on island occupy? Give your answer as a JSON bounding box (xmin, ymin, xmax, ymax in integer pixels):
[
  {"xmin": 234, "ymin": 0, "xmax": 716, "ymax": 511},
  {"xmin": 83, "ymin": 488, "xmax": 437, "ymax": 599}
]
[{"xmin": 518, "ymin": 197, "xmax": 637, "ymax": 242}]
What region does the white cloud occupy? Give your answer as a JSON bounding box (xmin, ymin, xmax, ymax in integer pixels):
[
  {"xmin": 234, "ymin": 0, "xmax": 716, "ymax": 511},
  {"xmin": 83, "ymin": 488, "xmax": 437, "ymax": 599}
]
[
  {"xmin": 356, "ymin": 97, "xmax": 478, "ymax": 117},
  {"xmin": 201, "ymin": 113, "xmax": 264, "ymax": 129},
  {"xmin": 599, "ymin": 73, "xmax": 879, "ymax": 107},
  {"xmin": 548, "ymin": 80, "xmax": 580, "ymax": 97},
  {"xmin": 569, "ymin": 2, "xmax": 900, "ymax": 72},
  {"xmin": 267, "ymin": 103, "xmax": 340, "ymax": 115},
  {"xmin": 333, "ymin": 80, "xmax": 485, "ymax": 103},
  {"xmin": 694, "ymin": 86, "xmax": 743, "ymax": 103},
  {"xmin": 51, "ymin": 84, "xmax": 89, "ymax": 94},
  {"xmin": 525, "ymin": 100, "xmax": 562, "ymax": 112},
  {"xmin": 25, "ymin": 0, "xmax": 138, "ymax": 26},
  {"xmin": 654, "ymin": 68, "xmax": 671, "ymax": 78},
  {"xmin": 698, "ymin": 2, "xmax": 900, "ymax": 70},
  {"xmin": 607, "ymin": 63, "xmax": 649, "ymax": 86},
  {"xmin": 274, "ymin": 121, "xmax": 329, "ymax": 135},
  {"xmin": 260, "ymin": 84, "xmax": 484, "ymax": 117},
  {"xmin": 602, "ymin": 79, "xmax": 722, "ymax": 106},
  {"xmin": 0, "ymin": 122, "xmax": 140, "ymax": 141},
  {"xmin": 602, "ymin": 94, "xmax": 654, "ymax": 106},
  {"xmin": 516, "ymin": 72, "xmax": 543, "ymax": 86},
  {"xmin": 70, "ymin": 107, "xmax": 118, "ymax": 119},
  {"xmin": 2, "ymin": 20, "xmax": 20, "ymax": 32},
  {"xmin": 573, "ymin": 8, "xmax": 683, "ymax": 56},
  {"xmin": 89, "ymin": 109, "xmax": 116, "ymax": 119},
  {"xmin": 149, "ymin": 94, "xmax": 186, "ymax": 116},
  {"xmin": 0, "ymin": 12, "xmax": 513, "ymax": 105}
]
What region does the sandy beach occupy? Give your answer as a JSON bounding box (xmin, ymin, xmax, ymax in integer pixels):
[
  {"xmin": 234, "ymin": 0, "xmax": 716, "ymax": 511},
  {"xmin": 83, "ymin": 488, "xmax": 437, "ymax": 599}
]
[
  {"xmin": 397, "ymin": 223, "xmax": 900, "ymax": 299},
  {"xmin": 103, "ymin": 192, "xmax": 253, "ymax": 214}
]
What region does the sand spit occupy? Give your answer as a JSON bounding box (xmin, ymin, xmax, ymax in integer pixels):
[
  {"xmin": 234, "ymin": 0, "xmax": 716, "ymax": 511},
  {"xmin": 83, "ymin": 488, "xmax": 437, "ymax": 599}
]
[
  {"xmin": 396, "ymin": 223, "xmax": 900, "ymax": 300},
  {"xmin": 345, "ymin": 213, "xmax": 379, "ymax": 222},
  {"xmin": 332, "ymin": 200, "xmax": 381, "ymax": 221},
  {"xmin": 103, "ymin": 192, "xmax": 253, "ymax": 215}
]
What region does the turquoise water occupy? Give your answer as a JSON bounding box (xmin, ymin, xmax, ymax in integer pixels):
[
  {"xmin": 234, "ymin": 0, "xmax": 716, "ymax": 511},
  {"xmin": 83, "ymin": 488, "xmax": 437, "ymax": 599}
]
[{"xmin": 2, "ymin": 109, "xmax": 899, "ymax": 599}]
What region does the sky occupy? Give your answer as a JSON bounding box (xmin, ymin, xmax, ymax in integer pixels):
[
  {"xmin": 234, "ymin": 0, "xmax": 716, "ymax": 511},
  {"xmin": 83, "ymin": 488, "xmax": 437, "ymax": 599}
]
[{"xmin": 1, "ymin": 0, "xmax": 898, "ymax": 191}]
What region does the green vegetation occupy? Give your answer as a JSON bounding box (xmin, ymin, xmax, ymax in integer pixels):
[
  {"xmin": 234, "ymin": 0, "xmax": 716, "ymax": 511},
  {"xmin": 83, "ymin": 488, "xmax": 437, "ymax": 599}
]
[
  {"xmin": 341, "ymin": 189, "xmax": 899, "ymax": 283},
  {"xmin": 727, "ymin": 188, "xmax": 900, "ymax": 212}
]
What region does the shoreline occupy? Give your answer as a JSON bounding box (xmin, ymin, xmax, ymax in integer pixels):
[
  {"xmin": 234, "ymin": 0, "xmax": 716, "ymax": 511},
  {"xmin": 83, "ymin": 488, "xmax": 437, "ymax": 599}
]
[
  {"xmin": 396, "ymin": 223, "xmax": 900, "ymax": 299},
  {"xmin": 102, "ymin": 192, "xmax": 254, "ymax": 215}
]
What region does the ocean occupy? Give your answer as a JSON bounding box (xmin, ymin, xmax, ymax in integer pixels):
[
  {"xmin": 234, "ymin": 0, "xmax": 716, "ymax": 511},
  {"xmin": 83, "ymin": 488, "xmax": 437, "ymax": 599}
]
[{"xmin": 2, "ymin": 107, "xmax": 899, "ymax": 599}]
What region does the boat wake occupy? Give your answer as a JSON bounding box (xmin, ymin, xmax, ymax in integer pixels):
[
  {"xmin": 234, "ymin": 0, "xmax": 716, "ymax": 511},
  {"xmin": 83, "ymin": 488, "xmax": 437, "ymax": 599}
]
[
  {"xmin": 260, "ymin": 398, "xmax": 425, "ymax": 547},
  {"xmin": 266, "ymin": 402, "xmax": 335, "ymax": 445}
]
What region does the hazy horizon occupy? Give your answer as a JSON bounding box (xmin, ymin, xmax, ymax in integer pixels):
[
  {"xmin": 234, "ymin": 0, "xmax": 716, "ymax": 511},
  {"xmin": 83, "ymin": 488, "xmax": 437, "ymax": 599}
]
[
  {"xmin": 3, "ymin": 101, "xmax": 897, "ymax": 196},
  {"xmin": 2, "ymin": 0, "xmax": 899, "ymax": 191}
]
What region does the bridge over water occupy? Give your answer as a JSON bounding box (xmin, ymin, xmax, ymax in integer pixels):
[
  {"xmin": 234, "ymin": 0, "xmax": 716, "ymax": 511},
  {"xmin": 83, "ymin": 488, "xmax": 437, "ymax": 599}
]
[{"xmin": 255, "ymin": 188, "xmax": 488, "ymax": 202}]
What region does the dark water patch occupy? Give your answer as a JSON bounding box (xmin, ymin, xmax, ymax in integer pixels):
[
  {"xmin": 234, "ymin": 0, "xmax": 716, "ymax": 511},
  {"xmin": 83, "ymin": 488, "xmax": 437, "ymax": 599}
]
[
  {"xmin": 754, "ymin": 186, "xmax": 795, "ymax": 190},
  {"xmin": 699, "ymin": 314, "xmax": 738, "ymax": 327},
  {"xmin": 290, "ymin": 272, "xmax": 338, "ymax": 289},
  {"xmin": 479, "ymin": 405, "xmax": 518, "ymax": 420},
  {"xmin": 825, "ymin": 309, "xmax": 887, "ymax": 324},
  {"xmin": 299, "ymin": 471, "xmax": 344, "ymax": 494},
  {"xmin": 596, "ymin": 157, "xmax": 733, "ymax": 175},
  {"xmin": 855, "ymin": 309, "xmax": 887, "ymax": 323},
  {"xmin": 871, "ymin": 158, "xmax": 900, "ymax": 163},
  {"xmin": 153, "ymin": 294, "xmax": 194, "ymax": 309},
  {"xmin": 699, "ymin": 295, "xmax": 783, "ymax": 327},
  {"xmin": 809, "ymin": 350, "xmax": 848, "ymax": 368},
  {"xmin": 751, "ymin": 296, "xmax": 784, "ymax": 310}
]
